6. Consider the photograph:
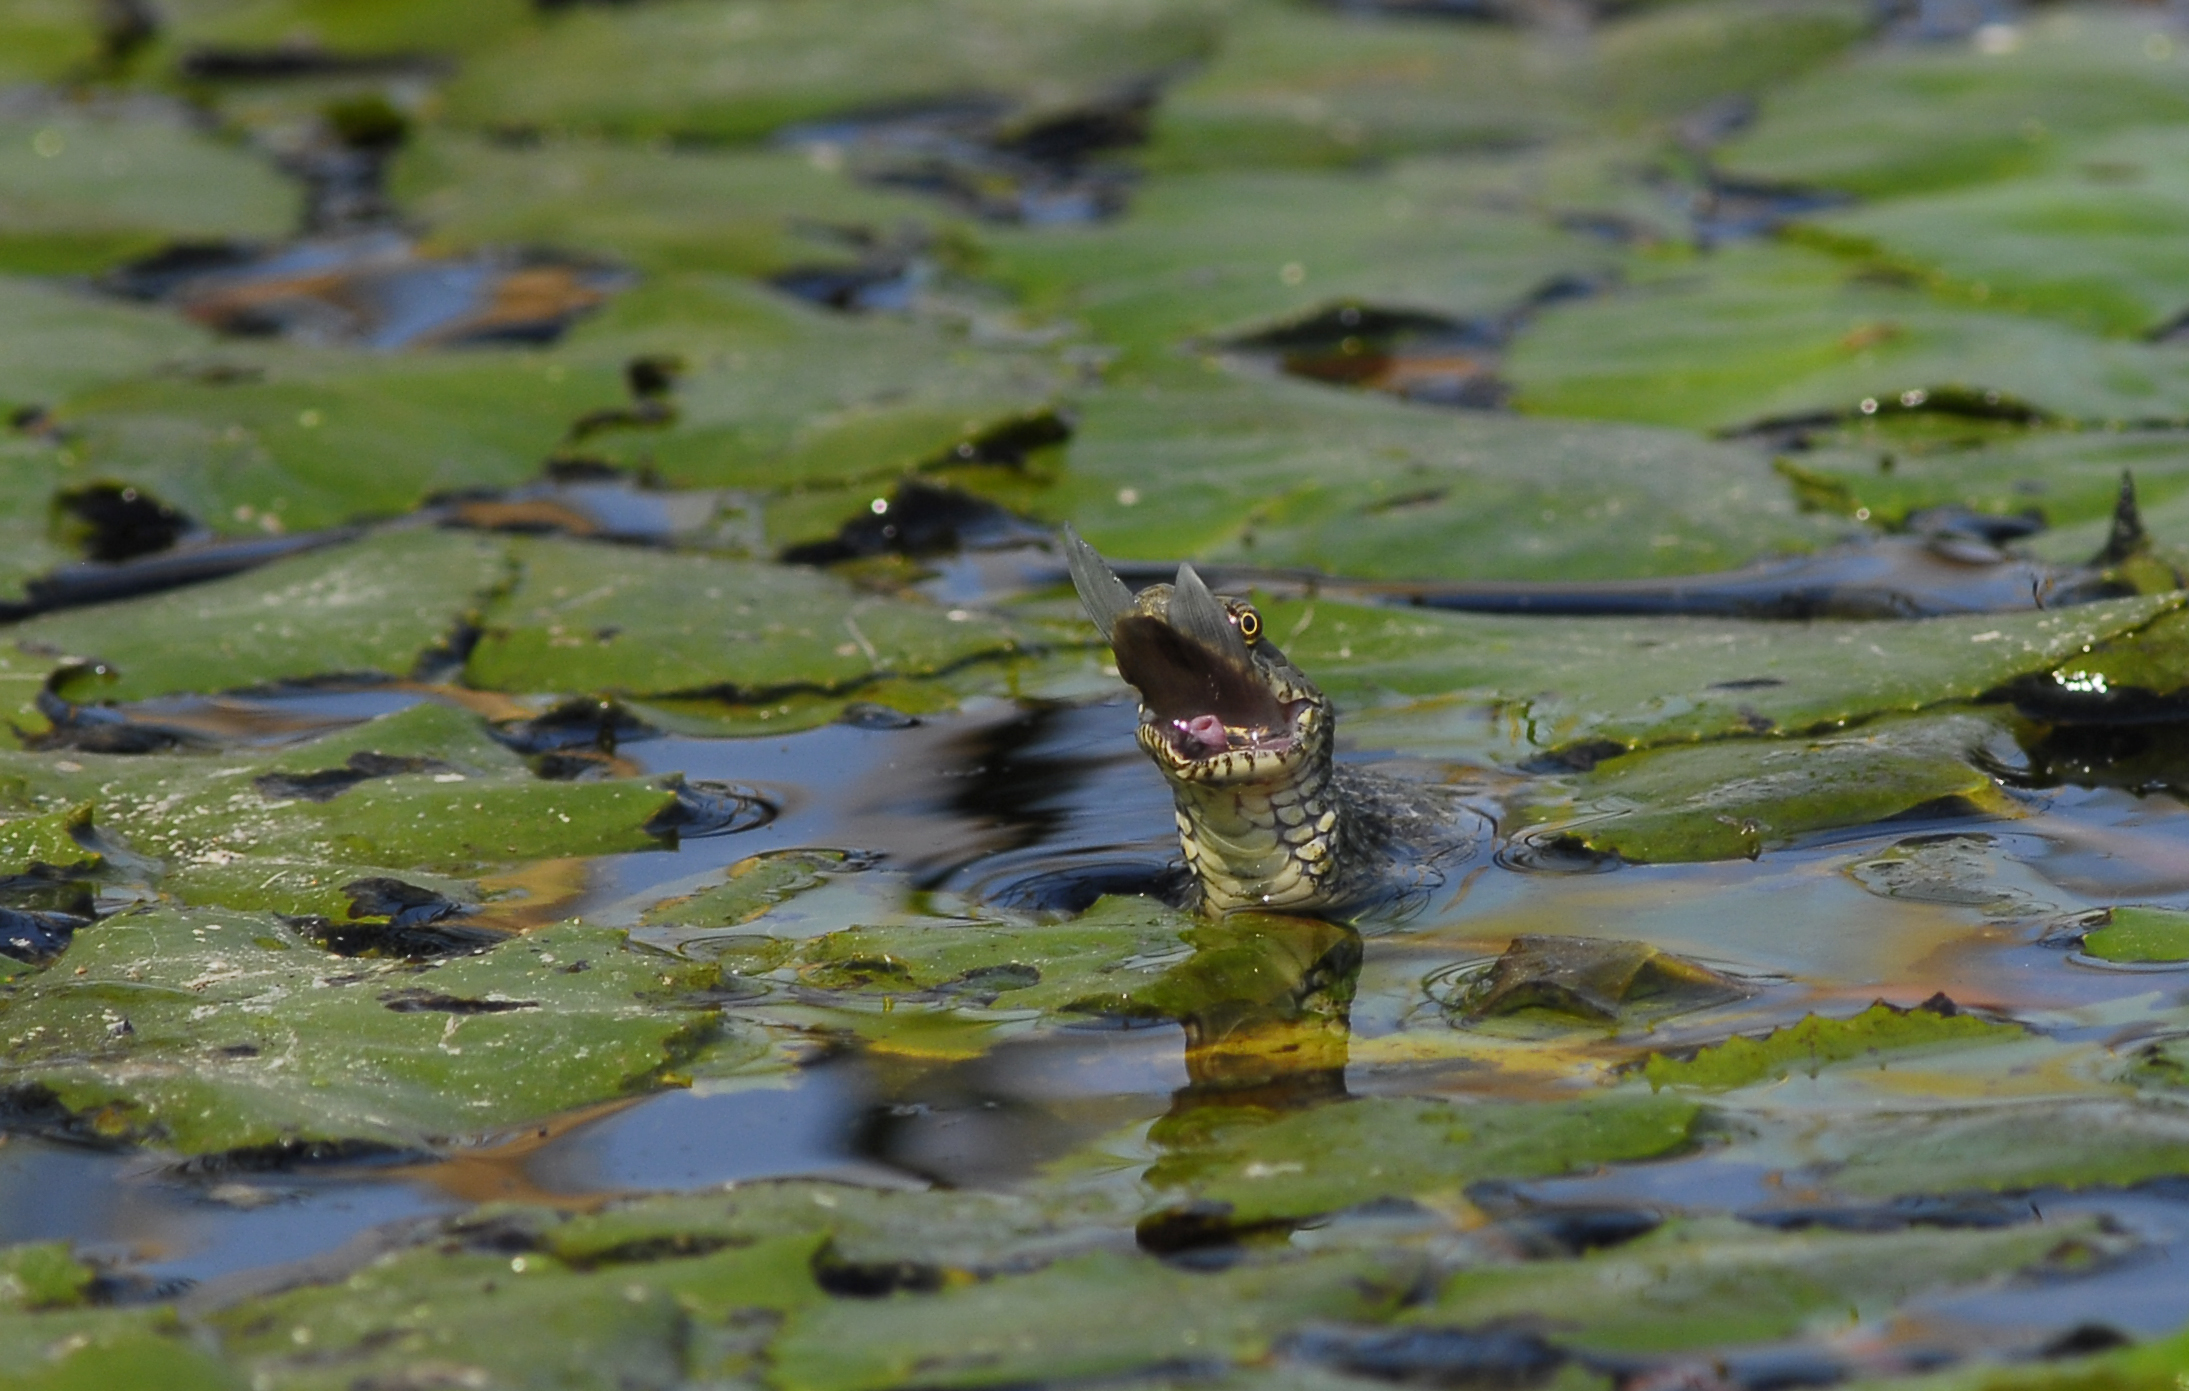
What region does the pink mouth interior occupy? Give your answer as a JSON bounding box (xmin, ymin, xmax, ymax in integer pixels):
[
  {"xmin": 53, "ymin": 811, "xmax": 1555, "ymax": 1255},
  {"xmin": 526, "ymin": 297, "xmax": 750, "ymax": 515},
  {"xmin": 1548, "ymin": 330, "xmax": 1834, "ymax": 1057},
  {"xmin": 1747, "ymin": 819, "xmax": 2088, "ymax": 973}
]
[{"xmin": 1167, "ymin": 707, "xmax": 1300, "ymax": 758}]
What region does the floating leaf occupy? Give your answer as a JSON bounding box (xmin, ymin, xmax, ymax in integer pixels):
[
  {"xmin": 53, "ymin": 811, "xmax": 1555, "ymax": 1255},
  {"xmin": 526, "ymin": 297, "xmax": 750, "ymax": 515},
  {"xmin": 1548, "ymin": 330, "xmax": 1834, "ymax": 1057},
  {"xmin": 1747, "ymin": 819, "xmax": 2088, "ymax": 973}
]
[
  {"xmin": 1643, "ymin": 999, "xmax": 2024, "ymax": 1092},
  {"xmin": 1506, "ymin": 242, "xmax": 2189, "ymax": 430},
  {"xmin": 0, "ymin": 275, "xmax": 209, "ymax": 417},
  {"xmin": 210, "ymin": 1229, "xmax": 827, "ymax": 1391},
  {"xmin": 19, "ymin": 529, "xmax": 507, "ymax": 705},
  {"xmin": 1512, "ymin": 713, "xmax": 2018, "ymax": 863},
  {"xmin": 1047, "ymin": 375, "xmax": 1845, "ymax": 582},
  {"xmin": 771, "ymin": 1248, "xmax": 1417, "ymax": 1391},
  {"xmin": 391, "ymin": 134, "xmax": 953, "ymax": 278},
  {"xmin": 464, "ymin": 536, "xmax": 1023, "ymax": 697},
  {"xmin": 986, "ymin": 162, "xmax": 1618, "ymax": 370},
  {"xmin": 1421, "ymin": 1215, "xmax": 2094, "ymax": 1354},
  {"xmin": 1146, "ymin": 1094, "xmax": 1699, "ymax": 1225},
  {"xmin": 0, "ymin": 911, "xmax": 715, "ymax": 1154},
  {"xmin": 0, "ymin": 704, "xmax": 680, "ymax": 879},
  {"xmin": 55, "ymin": 355, "xmax": 617, "ymax": 537},
  {"xmin": 1455, "ymin": 935, "xmax": 1749, "ymax": 1025},
  {"xmin": 0, "ymin": 1242, "xmax": 92, "ymax": 1311},
  {"xmin": 441, "ymin": 0, "xmax": 1225, "ymax": 143},
  {"xmin": 2083, "ymin": 906, "xmax": 2189, "ymax": 963},
  {"xmin": 1808, "ymin": 126, "xmax": 2189, "ymax": 338},
  {"xmin": 0, "ymin": 112, "xmax": 295, "ymax": 275},
  {"xmin": 1275, "ymin": 591, "xmax": 2179, "ymax": 758},
  {"xmin": 0, "ymin": 804, "xmax": 98, "ymax": 875},
  {"xmin": 1721, "ymin": 7, "xmax": 2189, "ymax": 199}
]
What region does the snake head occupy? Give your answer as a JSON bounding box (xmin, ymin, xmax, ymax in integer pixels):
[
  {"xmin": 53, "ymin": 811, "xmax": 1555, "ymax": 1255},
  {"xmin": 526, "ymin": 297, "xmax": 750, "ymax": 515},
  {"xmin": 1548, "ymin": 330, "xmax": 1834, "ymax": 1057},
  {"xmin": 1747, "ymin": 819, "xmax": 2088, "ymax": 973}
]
[{"xmin": 1062, "ymin": 526, "xmax": 1330, "ymax": 787}]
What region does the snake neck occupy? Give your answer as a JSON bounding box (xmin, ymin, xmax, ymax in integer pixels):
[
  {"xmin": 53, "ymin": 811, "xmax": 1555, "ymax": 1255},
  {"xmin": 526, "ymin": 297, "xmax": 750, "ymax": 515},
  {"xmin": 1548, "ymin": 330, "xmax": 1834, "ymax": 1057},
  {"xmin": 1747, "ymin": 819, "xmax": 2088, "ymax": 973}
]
[{"xmin": 1165, "ymin": 736, "xmax": 1348, "ymax": 915}]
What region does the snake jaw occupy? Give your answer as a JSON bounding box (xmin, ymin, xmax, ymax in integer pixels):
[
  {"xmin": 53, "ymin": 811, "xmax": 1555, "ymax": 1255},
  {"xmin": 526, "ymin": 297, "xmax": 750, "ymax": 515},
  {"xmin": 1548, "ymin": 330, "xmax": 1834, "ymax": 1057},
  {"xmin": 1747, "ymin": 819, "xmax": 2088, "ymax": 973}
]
[{"xmin": 1065, "ymin": 532, "xmax": 1348, "ymax": 913}]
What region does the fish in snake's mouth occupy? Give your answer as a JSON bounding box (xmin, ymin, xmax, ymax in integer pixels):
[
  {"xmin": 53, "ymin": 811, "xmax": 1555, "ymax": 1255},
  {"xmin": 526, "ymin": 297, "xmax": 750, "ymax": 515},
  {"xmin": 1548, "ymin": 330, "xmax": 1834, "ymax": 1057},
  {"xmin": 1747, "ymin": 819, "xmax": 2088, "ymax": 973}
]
[{"xmin": 1061, "ymin": 526, "xmax": 1326, "ymax": 786}]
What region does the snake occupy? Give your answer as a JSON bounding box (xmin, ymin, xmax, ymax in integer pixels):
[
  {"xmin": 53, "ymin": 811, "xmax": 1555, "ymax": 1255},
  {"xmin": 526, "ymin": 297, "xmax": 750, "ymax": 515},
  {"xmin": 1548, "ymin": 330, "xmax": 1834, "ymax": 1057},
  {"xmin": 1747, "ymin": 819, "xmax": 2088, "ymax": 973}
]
[{"xmin": 1064, "ymin": 526, "xmax": 1472, "ymax": 917}]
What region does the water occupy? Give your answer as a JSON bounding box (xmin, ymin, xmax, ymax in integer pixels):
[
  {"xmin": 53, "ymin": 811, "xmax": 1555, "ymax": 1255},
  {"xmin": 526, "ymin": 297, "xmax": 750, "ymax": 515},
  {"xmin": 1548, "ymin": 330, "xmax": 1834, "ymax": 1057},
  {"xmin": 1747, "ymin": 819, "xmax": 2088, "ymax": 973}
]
[{"xmin": 19, "ymin": 642, "xmax": 2189, "ymax": 1375}]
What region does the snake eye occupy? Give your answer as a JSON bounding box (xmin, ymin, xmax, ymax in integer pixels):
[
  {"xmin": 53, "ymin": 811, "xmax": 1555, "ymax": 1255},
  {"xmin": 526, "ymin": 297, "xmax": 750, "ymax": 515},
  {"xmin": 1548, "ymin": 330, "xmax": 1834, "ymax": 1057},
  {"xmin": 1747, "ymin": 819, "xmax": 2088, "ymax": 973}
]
[{"xmin": 1235, "ymin": 606, "xmax": 1262, "ymax": 643}]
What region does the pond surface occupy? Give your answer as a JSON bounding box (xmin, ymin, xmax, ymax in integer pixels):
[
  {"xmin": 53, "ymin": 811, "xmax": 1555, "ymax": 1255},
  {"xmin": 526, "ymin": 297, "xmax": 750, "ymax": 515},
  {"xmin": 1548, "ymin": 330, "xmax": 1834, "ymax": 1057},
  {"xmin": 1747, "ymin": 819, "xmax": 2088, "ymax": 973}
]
[{"xmin": 9, "ymin": 0, "xmax": 2189, "ymax": 1386}]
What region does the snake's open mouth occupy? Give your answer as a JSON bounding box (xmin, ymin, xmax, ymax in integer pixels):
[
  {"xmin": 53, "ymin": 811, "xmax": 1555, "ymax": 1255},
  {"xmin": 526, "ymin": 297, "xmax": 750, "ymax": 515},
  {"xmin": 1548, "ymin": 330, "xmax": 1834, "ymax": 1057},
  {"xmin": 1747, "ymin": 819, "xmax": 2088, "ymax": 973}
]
[
  {"xmin": 1111, "ymin": 610, "xmax": 1305, "ymax": 760},
  {"xmin": 1062, "ymin": 526, "xmax": 1323, "ymax": 783}
]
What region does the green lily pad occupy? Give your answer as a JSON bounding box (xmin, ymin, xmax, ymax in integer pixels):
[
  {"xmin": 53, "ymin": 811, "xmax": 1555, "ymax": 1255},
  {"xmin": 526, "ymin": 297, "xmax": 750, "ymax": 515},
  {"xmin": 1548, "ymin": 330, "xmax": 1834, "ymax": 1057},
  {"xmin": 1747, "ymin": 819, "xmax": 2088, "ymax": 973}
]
[
  {"xmin": 1146, "ymin": 1094, "xmax": 1699, "ymax": 1225},
  {"xmin": 0, "ymin": 1243, "xmax": 92, "ymax": 1311},
  {"xmin": 1511, "ymin": 713, "xmax": 2018, "ymax": 863},
  {"xmin": 390, "ymin": 133, "xmax": 955, "ymax": 278},
  {"xmin": 540, "ymin": 1180, "xmax": 1136, "ymax": 1276},
  {"xmin": 464, "ymin": 536, "xmax": 1023, "ymax": 697},
  {"xmin": 18, "ymin": 529, "xmax": 507, "ymax": 705},
  {"xmin": 2082, "ymin": 906, "xmax": 2189, "ymax": 963},
  {"xmin": 0, "ymin": 804, "xmax": 98, "ymax": 875},
  {"xmin": 1720, "ymin": 7, "xmax": 2189, "ymax": 199},
  {"xmin": 1275, "ymin": 591, "xmax": 2178, "ymax": 758},
  {"xmin": 0, "ymin": 1303, "xmax": 240, "ymax": 1391},
  {"xmin": 1145, "ymin": 0, "xmax": 1864, "ymax": 172},
  {"xmin": 1807, "ymin": 125, "xmax": 2189, "ymax": 338},
  {"xmin": 0, "ymin": 705, "xmax": 680, "ymax": 879},
  {"xmin": 770, "ymin": 1247, "xmax": 1417, "ymax": 1391},
  {"xmin": 793, "ymin": 894, "xmax": 1196, "ymax": 1013},
  {"xmin": 1422, "ymin": 1215, "xmax": 2093, "ymax": 1354},
  {"xmin": 1782, "ymin": 1099, "xmax": 2189, "ymax": 1196},
  {"xmin": 54, "ymin": 353, "xmax": 619, "ymax": 537},
  {"xmin": 1643, "ymin": 999, "xmax": 2025, "ymax": 1092},
  {"xmin": 0, "ymin": 2, "xmax": 104, "ymax": 85},
  {"xmin": 1047, "ymin": 375, "xmax": 1845, "ymax": 582},
  {"xmin": 985, "ymin": 161, "xmax": 1619, "ymax": 371},
  {"xmin": 440, "ymin": 0, "xmax": 1225, "ymax": 144},
  {"xmin": 210, "ymin": 1226, "xmax": 825, "ymax": 1391},
  {"xmin": 0, "ymin": 111, "xmax": 295, "ymax": 276},
  {"xmin": 1758, "ymin": 418, "xmax": 2189, "ymax": 542},
  {"xmin": 1508, "ymin": 241, "xmax": 2189, "ymax": 432},
  {"xmin": 0, "ymin": 911, "xmax": 716, "ymax": 1154},
  {"xmin": 151, "ymin": 0, "xmax": 531, "ymax": 57},
  {"xmin": 2030, "ymin": 605, "xmax": 2189, "ymax": 705},
  {"xmin": 559, "ymin": 274, "xmax": 1065, "ymax": 497},
  {"xmin": 0, "ymin": 275, "xmax": 210, "ymax": 418}
]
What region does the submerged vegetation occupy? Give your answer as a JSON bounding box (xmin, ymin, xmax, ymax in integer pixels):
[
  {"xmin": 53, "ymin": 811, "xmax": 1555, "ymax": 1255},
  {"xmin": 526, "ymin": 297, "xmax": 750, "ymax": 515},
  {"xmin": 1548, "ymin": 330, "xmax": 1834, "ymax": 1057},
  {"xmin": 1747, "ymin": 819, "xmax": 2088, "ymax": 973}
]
[{"xmin": 7, "ymin": 0, "xmax": 2189, "ymax": 1385}]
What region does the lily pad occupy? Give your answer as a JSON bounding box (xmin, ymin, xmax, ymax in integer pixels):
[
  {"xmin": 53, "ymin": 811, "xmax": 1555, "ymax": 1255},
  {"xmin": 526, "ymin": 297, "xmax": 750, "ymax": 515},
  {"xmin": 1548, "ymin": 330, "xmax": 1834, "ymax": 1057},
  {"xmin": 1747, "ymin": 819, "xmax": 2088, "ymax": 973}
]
[
  {"xmin": 1146, "ymin": 0, "xmax": 1866, "ymax": 172},
  {"xmin": 53, "ymin": 353, "xmax": 618, "ymax": 537},
  {"xmin": 1421, "ymin": 1215, "xmax": 2092, "ymax": 1354},
  {"xmin": 0, "ymin": 1242, "xmax": 92, "ymax": 1310},
  {"xmin": 0, "ymin": 713, "xmax": 680, "ymax": 880},
  {"xmin": 1642, "ymin": 998, "xmax": 2024, "ymax": 1092},
  {"xmin": 770, "ymin": 1247, "xmax": 1418, "ymax": 1391},
  {"xmin": 0, "ymin": 275, "xmax": 210, "ymax": 418},
  {"xmin": 2082, "ymin": 906, "xmax": 2189, "ymax": 963},
  {"xmin": 0, "ymin": 911, "xmax": 717, "ymax": 1154},
  {"xmin": 0, "ymin": 804, "xmax": 98, "ymax": 875},
  {"xmin": 1276, "ymin": 591, "xmax": 2179, "ymax": 758},
  {"xmin": 1146, "ymin": 1094, "xmax": 1699, "ymax": 1225},
  {"xmin": 1760, "ymin": 420, "xmax": 2189, "ymax": 540},
  {"xmin": 1511, "ymin": 713, "xmax": 2019, "ymax": 863},
  {"xmin": 985, "ymin": 161, "xmax": 1619, "ymax": 370},
  {"xmin": 0, "ymin": 110, "xmax": 295, "ymax": 275},
  {"xmin": 440, "ymin": 0, "xmax": 1225, "ymax": 144},
  {"xmin": 1720, "ymin": 7, "xmax": 2189, "ymax": 199},
  {"xmin": 211, "ymin": 1226, "xmax": 827, "ymax": 1391},
  {"xmin": 391, "ymin": 133, "xmax": 956, "ymax": 278},
  {"xmin": 1454, "ymin": 936, "xmax": 1749, "ymax": 1025},
  {"xmin": 0, "ymin": 1303, "xmax": 240, "ymax": 1391},
  {"xmin": 464, "ymin": 536, "xmax": 1023, "ymax": 697},
  {"xmin": 1780, "ymin": 1099, "xmax": 2189, "ymax": 1196},
  {"xmin": 19, "ymin": 528, "xmax": 507, "ymax": 704},
  {"xmin": 1048, "ymin": 375, "xmax": 1846, "ymax": 582},
  {"xmin": 1507, "ymin": 242, "xmax": 2189, "ymax": 431},
  {"xmin": 1808, "ymin": 125, "xmax": 2189, "ymax": 338}
]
